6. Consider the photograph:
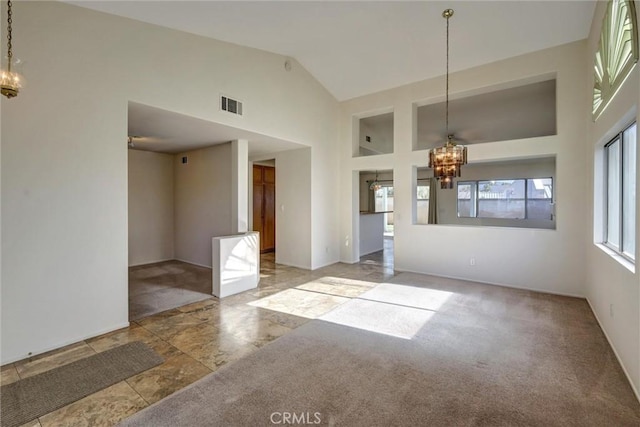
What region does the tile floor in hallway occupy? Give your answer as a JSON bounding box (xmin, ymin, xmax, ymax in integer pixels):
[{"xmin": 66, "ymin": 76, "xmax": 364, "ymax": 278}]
[{"xmin": 0, "ymin": 243, "xmax": 395, "ymax": 427}]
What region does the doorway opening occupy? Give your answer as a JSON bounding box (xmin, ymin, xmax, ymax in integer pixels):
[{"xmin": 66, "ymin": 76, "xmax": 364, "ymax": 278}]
[
  {"xmin": 127, "ymin": 102, "xmax": 306, "ymax": 320},
  {"xmin": 253, "ymin": 161, "xmax": 276, "ymax": 254},
  {"xmin": 358, "ymin": 170, "xmax": 394, "ymax": 269}
]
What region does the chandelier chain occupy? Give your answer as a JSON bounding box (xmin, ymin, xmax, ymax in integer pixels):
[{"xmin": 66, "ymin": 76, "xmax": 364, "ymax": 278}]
[
  {"xmin": 6, "ymin": 0, "xmax": 12, "ymax": 67},
  {"xmin": 445, "ymin": 11, "xmax": 449, "ymax": 139}
]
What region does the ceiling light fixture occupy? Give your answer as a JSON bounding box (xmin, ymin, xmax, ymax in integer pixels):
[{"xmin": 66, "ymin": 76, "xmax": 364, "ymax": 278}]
[
  {"xmin": 0, "ymin": 0, "xmax": 23, "ymax": 99},
  {"xmin": 428, "ymin": 9, "xmax": 467, "ymax": 190},
  {"xmin": 369, "ymin": 171, "xmax": 382, "ymax": 192}
]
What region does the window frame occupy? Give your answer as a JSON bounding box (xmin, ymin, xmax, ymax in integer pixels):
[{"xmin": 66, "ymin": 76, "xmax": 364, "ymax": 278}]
[
  {"xmin": 593, "ymin": 0, "xmax": 639, "ymax": 120},
  {"xmin": 457, "ymin": 177, "xmax": 554, "ymax": 221},
  {"xmin": 415, "ymin": 181, "xmax": 430, "ymax": 225},
  {"xmin": 603, "ymin": 121, "xmax": 636, "ymax": 262}
]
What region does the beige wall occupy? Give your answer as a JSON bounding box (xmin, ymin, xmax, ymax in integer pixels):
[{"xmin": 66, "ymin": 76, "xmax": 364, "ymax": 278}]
[
  {"xmin": 128, "ymin": 150, "xmax": 175, "ymax": 266},
  {"xmin": 275, "ymin": 148, "xmax": 312, "ymax": 269},
  {"xmin": 174, "ymin": 144, "xmax": 233, "ymax": 268},
  {"xmin": 359, "ymin": 115, "xmax": 394, "ymax": 156},
  {"xmin": 1, "ymin": 1, "xmax": 339, "ymax": 364},
  {"xmin": 584, "ymin": 1, "xmax": 640, "ymax": 398},
  {"xmin": 340, "ymin": 40, "xmax": 587, "ymax": 298}
]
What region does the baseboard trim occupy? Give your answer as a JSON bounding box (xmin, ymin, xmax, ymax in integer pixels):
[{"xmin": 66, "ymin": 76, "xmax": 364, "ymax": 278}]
[
  {"xmin": 586, "ymin": 298, "xmax": 640, "ymax": 402},
  {"xmin": 359, "ymin": 248, "xmax": 385, "ymax": 257},
  {"xmin": 276, "ymin": 260, "xmax": 311, "ymax": 270},
  {"xmin": 1, "ymin": 321, "xmax": 130, "ymax": 365},
  {"xmin": 128, "ymin": 258, "xmax": 174, "ymax": 268},
  {"xmin": 173, "ymin": 258, "xmax": 212, "ymax": 269},
  {"xmin": 393, "ymin": 267, "xmax": 585, "ymax": 299},
  {"xmin": 311, "ymin": 259, "xmax": 341, "ymax": 270}
]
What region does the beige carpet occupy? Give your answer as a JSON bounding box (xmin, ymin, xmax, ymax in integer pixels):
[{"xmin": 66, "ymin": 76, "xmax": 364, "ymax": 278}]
[
  {"xmin": 2, "ymin": 342, "xmax": 163, "ymax": 427},
  {"xmin": 129, "ymin": 260, "xmax": 212, "ymax": 320},
  {"xmin": 119, "ymin": 273, "xmax": 640, "ymax": 426}
]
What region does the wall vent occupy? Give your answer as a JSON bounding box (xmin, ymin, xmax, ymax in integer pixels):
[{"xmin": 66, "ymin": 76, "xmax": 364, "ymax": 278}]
[{"xmin": 221, "ymin": 95, "xmax": 243, "ymax": 116}]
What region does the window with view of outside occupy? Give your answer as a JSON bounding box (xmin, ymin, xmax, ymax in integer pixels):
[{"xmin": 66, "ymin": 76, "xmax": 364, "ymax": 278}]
[
  {"xmin": 457, "ymin": 182, "xmax": 476, "ymax": 218},
  {"xmin": 416, "ymin": 184, "xmax": 430, "ymax": 224},
  {"xmin": 604, "ymin": 122, "xmax": 636, "ymax": 260},
  {"xmin": 527, "ymin": 178, "xmax": 554, "ymax": 219},
  {"xmin": 478, "ymin": 180, "xmax": 525, "ymax": 218},
  {"xmin": 593, "ymin": 0, "xmax": 638, "ymax": 119},
  {"xmin": 458, "ymin": 178, "xmax": 553, "ymax": 220},
  {"xmin": 374, "ymin": 186, "xmax": 394, "ymax": 233}
]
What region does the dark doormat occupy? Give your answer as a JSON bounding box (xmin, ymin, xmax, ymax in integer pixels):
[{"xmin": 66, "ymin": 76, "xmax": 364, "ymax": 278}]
[{"xmin": 1, "ymin": 341, "xmax": 163, "ymax": 427}]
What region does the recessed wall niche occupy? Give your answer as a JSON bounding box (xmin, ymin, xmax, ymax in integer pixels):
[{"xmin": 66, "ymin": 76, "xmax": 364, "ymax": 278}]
[
  {"xmin": 415, "ymin": 79, "xmax": 557, "ymax": 151},
  {"xmin": 356, "ymin": 112, "xmax": 394, "ymax": 157}
]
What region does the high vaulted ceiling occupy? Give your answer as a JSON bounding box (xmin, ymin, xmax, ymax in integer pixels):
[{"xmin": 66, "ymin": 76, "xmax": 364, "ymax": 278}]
[{"xmin": 69, "ymin": 1, "xmax": 596, "ymax": 101}]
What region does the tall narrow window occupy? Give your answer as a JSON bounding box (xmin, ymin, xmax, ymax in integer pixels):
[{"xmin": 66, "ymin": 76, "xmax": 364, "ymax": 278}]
[
  {"xmin": 605, "ymin": 122, "xmax": 636, "ymax": 260},
  {"xmin": 457, "ymin": 182, "xmax": 476, "ymax": 218},
  {"xmin": 527, "ymin": 178, "xmax": 554, "ymax": 220},
  {"xmin": 416, "ymin": 184, "xmax": 430, "ymax": 224},
  {"xmin": 374, "ymin": 186, "xmax": 394, "ymax": 235},
  {"xmin": 593, "ymin": 0, "xmax": 639, "ymax": 119}
]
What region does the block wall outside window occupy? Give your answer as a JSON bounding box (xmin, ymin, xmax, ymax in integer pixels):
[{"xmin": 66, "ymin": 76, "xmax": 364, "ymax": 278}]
[{"xmin": 457, "ymin": 178, "xmax": 553, "ymax": 221}]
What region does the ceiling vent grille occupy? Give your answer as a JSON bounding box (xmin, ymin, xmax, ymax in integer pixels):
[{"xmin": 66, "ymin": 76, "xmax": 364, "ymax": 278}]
[{"xmin": 221, "ymin": 95, "xmax": 243, "ymax": 116}]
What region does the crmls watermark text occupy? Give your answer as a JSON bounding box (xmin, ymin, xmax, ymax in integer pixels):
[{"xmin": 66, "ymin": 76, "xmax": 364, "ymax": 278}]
[{"xmin": 270, "ymin": 412, "xmax": 322, "ymax": 425}]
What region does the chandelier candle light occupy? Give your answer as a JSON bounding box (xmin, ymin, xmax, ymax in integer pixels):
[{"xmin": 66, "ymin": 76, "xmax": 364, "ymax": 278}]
[
  {"xmin": 428, "ymin": 8, "xmax": 467, "ymax": 190},
  {"xmin": 369, "ymin": 171, "xmax": 382, "ymax": 192},
  {"xmin": 0, "ymin": 0, "xmax": 23, "ymax": 99}
]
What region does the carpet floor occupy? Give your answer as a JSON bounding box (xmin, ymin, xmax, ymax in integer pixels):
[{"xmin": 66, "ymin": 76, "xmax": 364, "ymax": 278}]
[
  {"xmin": 1, "ymin": 342, "xmax": 163, "ymax": 427},
  {"xmin": 129, "ymin": 260, "xmax": 212, "ymax": 320},
  {"xmin": 119, "ymin": 273, "xmax": 640, "ymax": 426}
]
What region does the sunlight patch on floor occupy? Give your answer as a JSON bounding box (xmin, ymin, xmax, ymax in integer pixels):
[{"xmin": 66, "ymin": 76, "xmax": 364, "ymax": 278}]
[
  {"xmin": 249, "ymin": 277, "xmax": 454, "ymax": 340},
  {"xmin": 319, "ymin": 282, "xmax": 454, "ymax": 339},
  {"xmin": 248, "ymin": 276, "xmax": 379, "ymax": 319},
  {"xmin": 248, "ymin": 288, "xmax": 350, "ymax": 319},
  {"xmin": 359, "ymin": 283, "xmax": 454, "ymax": 311},
  {"xmin": 319, "ymin": 299, "xmax": 435, "ymax": 339}
]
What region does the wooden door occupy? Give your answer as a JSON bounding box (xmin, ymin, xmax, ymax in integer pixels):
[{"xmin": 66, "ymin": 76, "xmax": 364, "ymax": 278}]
[{"xmin": 252, "ymin": 165, "xmax": 276, "ymax": 253}]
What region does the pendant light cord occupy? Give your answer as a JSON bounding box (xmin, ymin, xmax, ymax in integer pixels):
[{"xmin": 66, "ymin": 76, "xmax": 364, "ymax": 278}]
[
  {"xmin": 445, "ymin": 11, "xmax": 450, "ymax": 140},
  {"xmin": 6, "ymin": 0, "xmax": 12, "ymax": 72}
]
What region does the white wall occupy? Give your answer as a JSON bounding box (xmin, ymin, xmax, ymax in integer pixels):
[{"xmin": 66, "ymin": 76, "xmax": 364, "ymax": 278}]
[
  {"xmin": 311, "ymin": 119, "xmax": 341, "ymax": 270},
  {"xmin": 584, "ymin": 1, "xmax": 640, "ymax": 397},
  {"xmin": 231, "ymin": 140, "xmax": 249, "ymax": 234},
  {"xmin": 359, "ymin": 116, "xmax": 394, "ymax": 155},
  {"xmin": 340, "ymin": 40, "xmax": 587, "ymax": 297},
  {"xmin": 174, "ymin": 144, "xmax": 233, "ymax": 268},
  {"xmin": 276, "ymin": 148, "xmax": 312, "ymax": 269},
  {"xmin": 359, "ymin": 213, "xmax": 384, "ymax": 256},
  {"xmin": 128, "ymin": 150, "xmax": 174, "ymax": 266},
  {"xmin": 0, "ymin": 1, "xmax": 339, "ymax": 364}
]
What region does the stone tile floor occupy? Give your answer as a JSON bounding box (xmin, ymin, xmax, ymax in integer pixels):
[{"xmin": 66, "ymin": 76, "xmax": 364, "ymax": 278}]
[{"xmin": 1, "ymin": 245, "xmax": 395, "ymax": 426}]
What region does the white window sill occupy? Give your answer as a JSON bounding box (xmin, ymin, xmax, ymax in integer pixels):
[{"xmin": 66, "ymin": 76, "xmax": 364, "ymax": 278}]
[{"xmin": 595, "ymin": 243, "xmax": 635, "ymax": 273}]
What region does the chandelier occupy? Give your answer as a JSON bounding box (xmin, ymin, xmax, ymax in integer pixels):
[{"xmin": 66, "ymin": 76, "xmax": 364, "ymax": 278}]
[
  {"xmin": 428, "ymin": 9, "xmax": 467, "ymax": 190},
  {"xmin": 369, "ymin": 171, "xmax": 382, "ymax": 192},
  {"xmin": 0, "ymin": 0, "xmax": 23, "ymax": 99}
]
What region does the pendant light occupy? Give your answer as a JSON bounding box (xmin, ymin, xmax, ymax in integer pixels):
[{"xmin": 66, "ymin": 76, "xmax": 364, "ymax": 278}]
[
  {"xmin": 428, "ymin": 9, "xmax": 467, "ymax": 190},
  {"xmin": 0, "ymin": 0, "xmax": 23, "ymax": 99},
  {"xmin": 369, "ymin": 171, "xmax": 382, "ymax": 192}
]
